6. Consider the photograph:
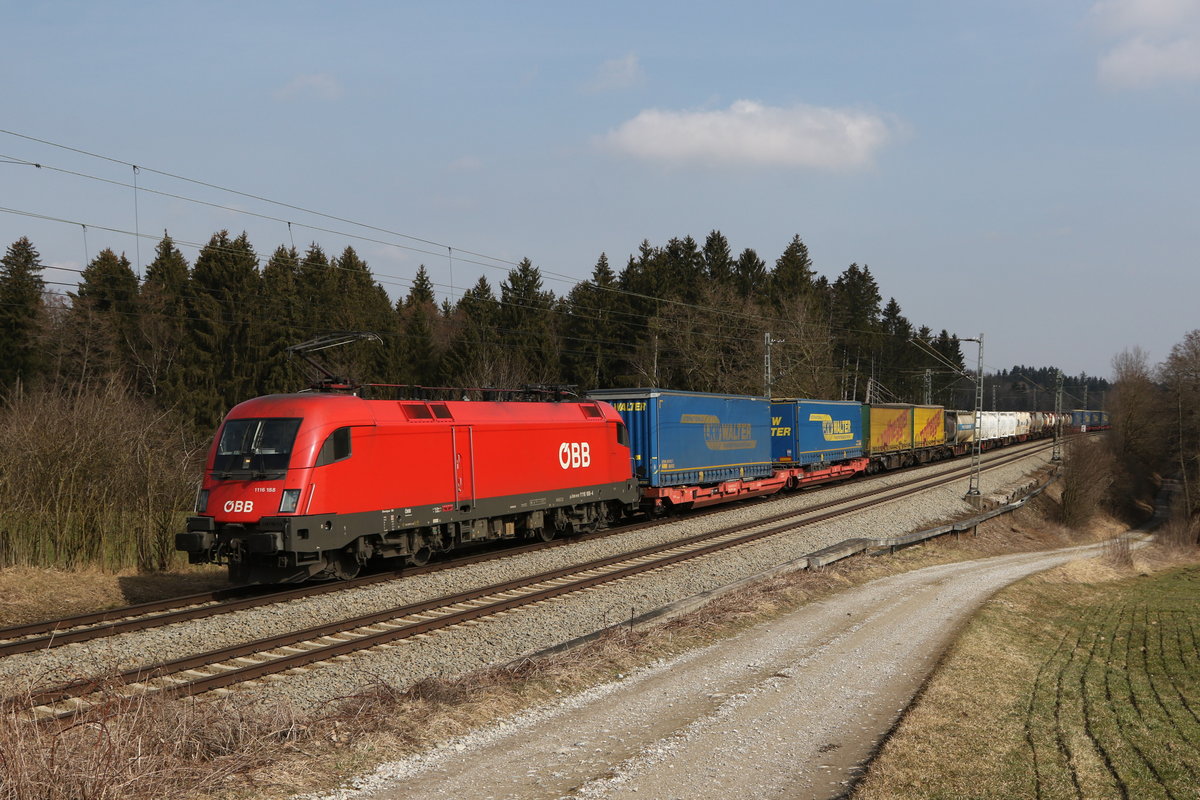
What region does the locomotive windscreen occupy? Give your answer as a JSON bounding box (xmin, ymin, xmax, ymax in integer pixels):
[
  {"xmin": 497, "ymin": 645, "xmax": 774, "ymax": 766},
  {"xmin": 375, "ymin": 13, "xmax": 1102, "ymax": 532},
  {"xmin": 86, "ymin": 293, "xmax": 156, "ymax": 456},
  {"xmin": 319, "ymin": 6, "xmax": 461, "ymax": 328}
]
[{"xmin": 213, "ymin": 418, "xmax": 302, "ymax": 475}]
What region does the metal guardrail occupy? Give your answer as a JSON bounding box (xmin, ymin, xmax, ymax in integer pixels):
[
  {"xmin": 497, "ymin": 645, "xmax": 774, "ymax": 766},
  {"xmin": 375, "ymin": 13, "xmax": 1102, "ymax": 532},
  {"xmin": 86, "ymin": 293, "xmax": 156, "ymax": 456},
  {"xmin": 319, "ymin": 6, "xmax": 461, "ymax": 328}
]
[
  {"xmin": 792, "ymin": 470, "xmax": 1062, "ymax": 565},
  {"xmin": 866, "ymin": 472, "xmax": 1060, "ymax": 555}
]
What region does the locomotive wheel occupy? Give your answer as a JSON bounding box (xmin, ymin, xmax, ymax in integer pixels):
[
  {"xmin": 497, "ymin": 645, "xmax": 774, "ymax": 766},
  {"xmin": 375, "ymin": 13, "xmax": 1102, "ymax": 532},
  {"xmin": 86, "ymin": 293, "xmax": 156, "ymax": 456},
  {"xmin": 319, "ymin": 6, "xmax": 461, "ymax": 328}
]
[
  {"xmin": 407, "ymin": 546, "xmax": 432, "ymax": 567},
  {"xmin": 576, "ymin": 505, "xmax": 603, "ymax": 534},
  {"xmin": 532, "ymin": 526, "xmax": 556, "ymax": 542},
  {"xmin": 330, "ymin": 551, "xmax": 361, "ymax": 580}
]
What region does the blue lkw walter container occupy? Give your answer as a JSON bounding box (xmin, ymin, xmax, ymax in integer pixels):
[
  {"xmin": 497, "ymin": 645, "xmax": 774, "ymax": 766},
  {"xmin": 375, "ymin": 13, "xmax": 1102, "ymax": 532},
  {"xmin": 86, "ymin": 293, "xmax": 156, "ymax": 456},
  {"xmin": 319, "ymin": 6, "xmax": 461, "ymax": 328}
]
[
  {"xmin": 587, "ymin": 389, "xmax": 773, "ymax": 487},
  {"xmin": 770, "ymin": 399, "xmax": 864, "ymax": 466}
]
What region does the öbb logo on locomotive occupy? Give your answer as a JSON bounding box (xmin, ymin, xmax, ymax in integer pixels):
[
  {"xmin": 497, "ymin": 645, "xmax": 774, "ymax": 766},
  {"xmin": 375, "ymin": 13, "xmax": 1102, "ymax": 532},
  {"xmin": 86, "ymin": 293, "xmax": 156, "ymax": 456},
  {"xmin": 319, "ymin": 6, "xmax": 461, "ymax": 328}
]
[
  {"xmin": 558, "ymin": 441, "xmax": 592, "ymax": 469},
  {"xmin": 223, "ymin": 500, "xmax": 254, "ymax": 514}
]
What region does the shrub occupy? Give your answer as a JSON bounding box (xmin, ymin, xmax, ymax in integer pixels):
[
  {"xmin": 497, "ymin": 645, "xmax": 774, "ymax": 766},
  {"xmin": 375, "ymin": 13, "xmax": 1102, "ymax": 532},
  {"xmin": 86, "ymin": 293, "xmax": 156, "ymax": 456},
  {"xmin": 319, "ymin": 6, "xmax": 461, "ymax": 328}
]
[
  {"xmin": 0, "ymin": 382, "xmax": 204, "ymax": 572},
  {"xmin": 1059, "ymin": 438, "xmax": 1113, "ymax": 529}
]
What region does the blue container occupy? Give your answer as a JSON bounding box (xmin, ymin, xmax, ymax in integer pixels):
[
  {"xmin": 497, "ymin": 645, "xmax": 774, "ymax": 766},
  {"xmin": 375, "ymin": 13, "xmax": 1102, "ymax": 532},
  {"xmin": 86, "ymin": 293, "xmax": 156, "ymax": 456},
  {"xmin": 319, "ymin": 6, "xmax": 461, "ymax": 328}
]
[
  {"xmin": 770, "ymin": 399, "xmax": 863, "ymax": 465},
  {"xmin": 588, "ymin": 389, "xmax": 773, "ymax": 487}
]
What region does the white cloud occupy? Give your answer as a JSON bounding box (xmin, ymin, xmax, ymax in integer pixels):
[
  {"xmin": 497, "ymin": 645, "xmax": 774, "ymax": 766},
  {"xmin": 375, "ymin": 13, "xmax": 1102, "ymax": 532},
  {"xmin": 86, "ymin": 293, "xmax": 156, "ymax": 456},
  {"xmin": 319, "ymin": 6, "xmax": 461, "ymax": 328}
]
[
  {"xmin": 1099, "ymin": 34, "xmax": 1200, "ymax": 86},
  {"xmin": 274, "ymin": 73, "xmax": 344, "ymax": 101},
  {"xmin": 601, "ymin": 100, "xmax": 891, "ymax": 170},
  {"xmin": 1092, "ymin": 0, "xmax": 1200, "ymax": 87},
  {"xmin": 586, "ymin": 53, "xmax": 644, "ymax": 92},
  {"xmin": 1092, "ymin": 0, "xmax": 1200, "ymax": 33}
]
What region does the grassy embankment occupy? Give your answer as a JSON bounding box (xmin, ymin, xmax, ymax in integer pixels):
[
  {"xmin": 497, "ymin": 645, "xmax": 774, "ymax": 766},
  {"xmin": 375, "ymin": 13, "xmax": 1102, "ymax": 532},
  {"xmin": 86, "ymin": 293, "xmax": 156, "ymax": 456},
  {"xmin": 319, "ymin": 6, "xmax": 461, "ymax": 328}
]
[{"xmin": 854, "ymin": 539, "xmax": 1200, "ymax": 799}]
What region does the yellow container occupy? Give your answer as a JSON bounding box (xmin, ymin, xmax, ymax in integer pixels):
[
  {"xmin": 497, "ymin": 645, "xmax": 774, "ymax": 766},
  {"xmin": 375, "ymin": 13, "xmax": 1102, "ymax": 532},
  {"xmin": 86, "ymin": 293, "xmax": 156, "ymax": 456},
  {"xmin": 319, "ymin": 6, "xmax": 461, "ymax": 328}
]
[
  {"xmin": 913, "ymin": 405, "xmax": 946, "ymax": 448},
  {"xmin": 867, "ymin": 405, "xmax": 912, "ymax": 454}
]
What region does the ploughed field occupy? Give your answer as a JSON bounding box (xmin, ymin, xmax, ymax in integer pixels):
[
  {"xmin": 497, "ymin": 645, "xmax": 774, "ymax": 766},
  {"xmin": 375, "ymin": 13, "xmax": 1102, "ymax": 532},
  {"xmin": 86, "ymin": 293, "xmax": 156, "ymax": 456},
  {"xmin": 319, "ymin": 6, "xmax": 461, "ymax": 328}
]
[
  {"xmin": 1017, "ymin": 568, "xmax": 1200, "ymax": 797},
  {"xmin": 854, "ymin": 562, "xmax": 1200, "ymax": 799}
]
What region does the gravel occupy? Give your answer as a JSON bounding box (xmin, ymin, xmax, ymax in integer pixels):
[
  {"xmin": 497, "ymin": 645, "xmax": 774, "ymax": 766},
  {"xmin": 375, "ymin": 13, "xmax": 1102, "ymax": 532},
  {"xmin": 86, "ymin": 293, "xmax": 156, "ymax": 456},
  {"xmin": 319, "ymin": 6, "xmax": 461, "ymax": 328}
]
[
  {"xmin": 314, "ymin": 540, "xmax": 1118, "ymax": 800},
  {"xmin": 0, "ymin": 445, "xmax": 1054, "ymax": 711}
]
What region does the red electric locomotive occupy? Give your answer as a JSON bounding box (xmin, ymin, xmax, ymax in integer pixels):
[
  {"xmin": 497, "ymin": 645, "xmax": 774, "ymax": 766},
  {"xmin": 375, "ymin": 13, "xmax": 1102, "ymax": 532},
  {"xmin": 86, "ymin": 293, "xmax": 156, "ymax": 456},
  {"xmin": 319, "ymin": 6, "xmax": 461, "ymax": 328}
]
[{"xmin": 176, "ymin": 393, "xmax": 640, "ymax": 584}]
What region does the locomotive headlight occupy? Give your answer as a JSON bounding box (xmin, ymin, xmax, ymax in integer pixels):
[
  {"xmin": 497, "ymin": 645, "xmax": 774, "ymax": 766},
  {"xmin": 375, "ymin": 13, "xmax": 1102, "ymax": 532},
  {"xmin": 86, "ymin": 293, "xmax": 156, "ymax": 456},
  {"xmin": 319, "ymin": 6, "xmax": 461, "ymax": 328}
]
[
  {"xmin": 279, "ymin": 489, "xmax": 302, "ymax": 513},
  {"xmin": 195, "ymin": 489, "xmax": 209, "ymax": 513}
]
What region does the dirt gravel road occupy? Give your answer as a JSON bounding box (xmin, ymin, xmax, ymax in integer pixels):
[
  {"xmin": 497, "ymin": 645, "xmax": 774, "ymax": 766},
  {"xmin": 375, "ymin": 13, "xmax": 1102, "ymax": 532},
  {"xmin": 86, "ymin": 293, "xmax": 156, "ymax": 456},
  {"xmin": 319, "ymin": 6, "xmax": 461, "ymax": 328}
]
[{"xmin": 317, "ymin": 540, "xmax": 1120, "ymax": 800}]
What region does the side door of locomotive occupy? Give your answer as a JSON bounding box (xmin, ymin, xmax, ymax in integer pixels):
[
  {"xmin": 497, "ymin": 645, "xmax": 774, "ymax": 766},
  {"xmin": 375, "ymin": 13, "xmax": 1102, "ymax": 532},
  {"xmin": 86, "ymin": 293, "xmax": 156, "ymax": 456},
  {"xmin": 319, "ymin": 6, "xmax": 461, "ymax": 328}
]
[{"xmin": 451, "ymin": 425, "xmax": 475, "ymax": 513}]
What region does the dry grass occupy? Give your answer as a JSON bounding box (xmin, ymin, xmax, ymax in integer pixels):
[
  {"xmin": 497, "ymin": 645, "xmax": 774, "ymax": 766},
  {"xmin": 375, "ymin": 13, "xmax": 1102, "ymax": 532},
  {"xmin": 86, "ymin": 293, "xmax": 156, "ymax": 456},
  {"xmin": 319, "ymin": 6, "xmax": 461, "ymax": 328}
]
[
  {"xmin": 852, "ymin": 540, "xmax": 1200, "ymax": 800},
  {"xmin": 0, "ymin": 689, "xmax": 302, "ymax": 800},
  {"xmin": 1156, "ymin": 513, "xmax": 1199, "ymax": 551},
  {"xmin": 0, "ymin": 566, "xmax": 229, "ymax": 628}
]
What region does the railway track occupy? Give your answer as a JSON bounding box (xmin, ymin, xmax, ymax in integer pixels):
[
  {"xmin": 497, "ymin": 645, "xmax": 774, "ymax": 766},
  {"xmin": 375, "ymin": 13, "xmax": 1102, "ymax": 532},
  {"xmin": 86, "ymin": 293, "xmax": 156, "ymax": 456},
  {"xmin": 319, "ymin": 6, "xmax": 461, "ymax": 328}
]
[
  {"xmin": 8, "ymin": 441, "xmax": 1053, "ymax": 722},
  {"xmin": 0, "ymin": 437, "xmax": 1052, "ymax": 659},
  {"xmin": 0, "ymin": 504, "xmax": 708, "ymax": 658}
]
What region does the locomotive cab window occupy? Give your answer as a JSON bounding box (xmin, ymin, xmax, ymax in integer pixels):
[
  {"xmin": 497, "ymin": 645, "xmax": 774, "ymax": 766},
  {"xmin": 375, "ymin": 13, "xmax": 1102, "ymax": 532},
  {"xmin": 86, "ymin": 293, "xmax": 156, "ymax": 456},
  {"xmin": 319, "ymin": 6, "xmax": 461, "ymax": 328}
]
[
  {"xmin": 213, "ymin": 418, "xmax": 302, "ymax": 475},
  {"xmin": 615, "ymin": 421, "xmax": 629, "ymax": 447},
  {"xmin": 315, "ymin": 426, "xmax": 352, "ymax": 466}
]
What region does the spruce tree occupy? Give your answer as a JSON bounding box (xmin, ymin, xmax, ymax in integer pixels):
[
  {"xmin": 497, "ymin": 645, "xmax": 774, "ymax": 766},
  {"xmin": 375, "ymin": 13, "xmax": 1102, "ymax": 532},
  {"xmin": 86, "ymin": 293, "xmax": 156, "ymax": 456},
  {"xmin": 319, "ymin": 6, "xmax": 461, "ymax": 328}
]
[
  {"xmin": 732, "ymin": 248, "xmax": 767, "ymax": 298},
  {"xmin": 399, "ymin": 264, "xmax": 441, "ymax": 386},
  {"xmin": 77, "ymin": 249, "xmax": 139, "ymax": 315},
  {"xmin": 618, "ymin": 240, "xmax": 668, "ymax": 321},
  {"xmin": 562, "ymin": 253, "xmax": 622, "ymax": 389},
  {"xmin": 702, "ymin": 230, "xmax": 735, "ymax": 287},
  {"xmin": 66, "ymin": 248, "xmax": 140, "ymax": 385},
  {"xmin": 662, "ymin": 235, "xmax": 705, "ymax": 304},
  {"xmin": 135, "ymin": 234, "xmax": 191, "ymax": 402},
  {"xmin": 830, "ymin": 263, "xmax": 882, "ymax": 400},
  {"xmin": 769, "ymin": 235, "xmax": 816, "ymax": 310},
  {"xmin": 297, "ymin": 243, "xmax": 335, "ymax": 316},
  {"xmin": 259, "ymin": 245, "xmax": 304, "ymax": 392},
  {"xmin": 331, "ymin": 246, "xmax": 400, "ymax": 385},
  {"xmin": 499, "ymin": 258, "xmax": 557, "ymax": 382},
  {"xmin": 187, "ymin": 230, "xmax": 262, "ymax": 428},
  {"xmin": 445, "ymin": 276, "xmax": 514, "ymax": 388},
  {"xmin": 0, "ymin": 237, "xmax": 47, "ymax": 391},
  {"xmin": 877, "ymin": 297, "xmax": 916, "ymax": 400}
]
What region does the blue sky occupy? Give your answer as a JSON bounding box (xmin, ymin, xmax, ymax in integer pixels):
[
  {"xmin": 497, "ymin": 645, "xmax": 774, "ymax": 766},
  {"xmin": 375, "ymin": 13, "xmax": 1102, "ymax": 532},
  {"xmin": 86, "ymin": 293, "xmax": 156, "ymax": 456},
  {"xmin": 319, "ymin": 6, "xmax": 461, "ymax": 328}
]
[{"xmin": 2, "ymin": 0, "xmax": 1198, "ymax": 380}]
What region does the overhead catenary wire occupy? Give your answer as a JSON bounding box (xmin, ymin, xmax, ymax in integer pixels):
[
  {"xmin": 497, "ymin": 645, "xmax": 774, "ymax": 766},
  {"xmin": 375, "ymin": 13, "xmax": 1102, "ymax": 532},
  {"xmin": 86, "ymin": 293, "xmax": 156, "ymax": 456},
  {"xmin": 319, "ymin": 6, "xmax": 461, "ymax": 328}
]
[
  {"xmin": 0, "ymin": 128, "xmax": 510, "ymax": 272},
  {"xmin": 2, "ymin": 156, "xmax": 800, "ymax": 335},
  {"xmin": 1, "ymin": 129, "xmax": 1091, "ymax": 388},
  {"xmin": 0, "ymin": 134, "xmax": 863, "ymax": 336}
]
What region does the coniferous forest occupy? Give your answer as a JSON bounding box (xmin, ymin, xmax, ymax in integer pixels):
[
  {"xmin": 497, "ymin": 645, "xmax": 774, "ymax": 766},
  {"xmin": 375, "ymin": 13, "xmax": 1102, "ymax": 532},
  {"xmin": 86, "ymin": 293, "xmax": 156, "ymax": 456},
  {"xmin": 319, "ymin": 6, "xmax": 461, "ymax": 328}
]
[{"xmin": 0, "ymin": 229, "xmax": 1112, "ymax": 572}]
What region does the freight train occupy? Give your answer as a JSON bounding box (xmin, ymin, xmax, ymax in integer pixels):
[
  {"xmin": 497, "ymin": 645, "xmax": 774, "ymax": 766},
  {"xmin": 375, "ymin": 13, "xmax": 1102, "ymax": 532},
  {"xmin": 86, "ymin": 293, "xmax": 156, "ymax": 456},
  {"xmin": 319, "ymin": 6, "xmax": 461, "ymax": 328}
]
[{"xmin": 176, "ymin": 386, "xmax": 1104, "ymax": 584}]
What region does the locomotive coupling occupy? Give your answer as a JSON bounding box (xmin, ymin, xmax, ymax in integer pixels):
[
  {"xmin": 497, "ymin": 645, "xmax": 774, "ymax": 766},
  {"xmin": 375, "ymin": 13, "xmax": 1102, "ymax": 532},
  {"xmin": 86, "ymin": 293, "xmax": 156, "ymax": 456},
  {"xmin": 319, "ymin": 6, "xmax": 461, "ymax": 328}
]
[{"xmin": 174, "ymin": 516, "xmax": 283, "ymax": 558}]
